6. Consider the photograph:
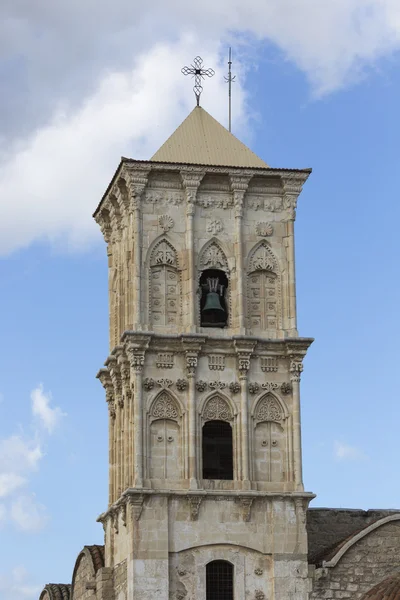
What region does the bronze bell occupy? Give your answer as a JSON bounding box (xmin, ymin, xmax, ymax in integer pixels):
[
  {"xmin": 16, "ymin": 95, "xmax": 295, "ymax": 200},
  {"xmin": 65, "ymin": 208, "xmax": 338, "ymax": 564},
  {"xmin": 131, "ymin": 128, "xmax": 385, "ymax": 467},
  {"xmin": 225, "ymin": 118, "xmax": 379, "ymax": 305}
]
[{"xmin": 203, "ymin": 291, "xmax": 225, "ymax": 313}]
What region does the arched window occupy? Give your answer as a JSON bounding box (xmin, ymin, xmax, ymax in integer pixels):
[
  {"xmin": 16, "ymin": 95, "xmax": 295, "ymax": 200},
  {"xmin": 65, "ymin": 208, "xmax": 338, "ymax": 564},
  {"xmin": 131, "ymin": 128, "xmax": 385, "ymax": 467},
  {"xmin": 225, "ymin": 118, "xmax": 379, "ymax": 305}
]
[
  {"xmin": 206, "ymin": 560, "xmax": 234, "ymax": 600},
  {"xmin": 202, "ymin": 421, "xmax": 233, "ymax": 480}
]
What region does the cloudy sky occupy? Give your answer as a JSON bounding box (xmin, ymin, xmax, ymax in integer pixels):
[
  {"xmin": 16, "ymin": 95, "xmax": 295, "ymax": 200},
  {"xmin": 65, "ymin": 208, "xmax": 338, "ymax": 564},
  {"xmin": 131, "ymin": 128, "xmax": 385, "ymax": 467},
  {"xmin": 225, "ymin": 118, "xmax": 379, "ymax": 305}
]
[{"xmin": 2, "ymin": 0, "xmax": 400, "ymax": 597}]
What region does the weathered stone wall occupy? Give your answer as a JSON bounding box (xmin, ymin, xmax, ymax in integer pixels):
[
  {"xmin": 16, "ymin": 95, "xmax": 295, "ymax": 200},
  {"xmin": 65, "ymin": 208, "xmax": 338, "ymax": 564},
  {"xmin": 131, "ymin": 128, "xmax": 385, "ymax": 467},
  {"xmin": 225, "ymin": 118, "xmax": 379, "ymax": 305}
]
[
  {"xmin": 114, "ymin": 560, "xmax": 127, "ymax": 600},
  {"xmin": 307, "ymin": 508, "xmax": 396, "ymax": 565},
  {"xmin": 310, "ymin": 521, "xmax": 400, "ymax": 600},
  {"xmin": 72, "ymin": 554, "xmax": 95, "ymax": 600}
]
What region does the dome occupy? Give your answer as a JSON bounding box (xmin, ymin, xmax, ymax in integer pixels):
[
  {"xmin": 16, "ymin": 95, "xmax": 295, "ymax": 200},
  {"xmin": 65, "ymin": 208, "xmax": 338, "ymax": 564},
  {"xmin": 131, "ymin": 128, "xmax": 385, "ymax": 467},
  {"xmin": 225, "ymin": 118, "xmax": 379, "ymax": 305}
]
[{"xmin": 361, "ymin": 574, "xmax": 400, "ymax": 600}]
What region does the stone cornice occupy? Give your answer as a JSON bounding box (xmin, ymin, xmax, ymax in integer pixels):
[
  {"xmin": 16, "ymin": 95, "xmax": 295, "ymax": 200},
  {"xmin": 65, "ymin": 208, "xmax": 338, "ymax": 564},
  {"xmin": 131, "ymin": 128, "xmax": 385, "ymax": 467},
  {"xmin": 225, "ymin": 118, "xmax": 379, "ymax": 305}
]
[{"xmin": 93, "ymin": 158, "xmax": 311, "ymax": 219}]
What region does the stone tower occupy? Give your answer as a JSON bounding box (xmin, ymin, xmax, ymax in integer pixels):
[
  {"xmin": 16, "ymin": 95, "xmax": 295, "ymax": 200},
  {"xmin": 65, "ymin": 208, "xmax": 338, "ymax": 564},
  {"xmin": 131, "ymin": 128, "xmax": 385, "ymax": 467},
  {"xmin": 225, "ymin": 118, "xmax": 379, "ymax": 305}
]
[{"xmin": 94, "ymin": 105, "xmax": 313, "ymax": 600}]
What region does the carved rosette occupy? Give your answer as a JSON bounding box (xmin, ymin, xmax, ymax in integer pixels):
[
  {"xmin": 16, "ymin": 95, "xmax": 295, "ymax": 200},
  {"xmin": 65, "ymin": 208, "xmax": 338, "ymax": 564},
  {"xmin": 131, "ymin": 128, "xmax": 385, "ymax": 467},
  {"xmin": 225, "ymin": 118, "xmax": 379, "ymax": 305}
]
[{"xmin": 158, "ymin": 214, "xmax": 174, "ymax": 232}]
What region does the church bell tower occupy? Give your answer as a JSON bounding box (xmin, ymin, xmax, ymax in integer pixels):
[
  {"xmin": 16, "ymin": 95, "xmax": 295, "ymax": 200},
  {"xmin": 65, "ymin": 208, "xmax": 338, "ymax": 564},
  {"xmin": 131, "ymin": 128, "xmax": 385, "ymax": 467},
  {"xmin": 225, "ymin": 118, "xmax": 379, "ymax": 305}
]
[{"xmin": 95, "ymin": 101, "xmax": 313, "ymax": 600}]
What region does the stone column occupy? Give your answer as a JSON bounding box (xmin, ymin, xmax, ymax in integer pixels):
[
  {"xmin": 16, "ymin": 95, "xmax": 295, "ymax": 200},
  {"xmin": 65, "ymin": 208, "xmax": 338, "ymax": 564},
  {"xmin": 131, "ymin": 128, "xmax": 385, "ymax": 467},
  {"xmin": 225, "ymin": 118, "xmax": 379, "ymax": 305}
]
[
  {"xmin": 230, "ymin": 176, "xmax": 251, "ymax": 333},
  {"xmin": 119, "ymin": 352, "xmax": 132, "ymax": 490},
  {"xmin": 282, "ymin": 174, "xmax": 304, "ymax": 336},
  {"xmin": 126, "ymin": 335, "xmax": 150, "ymax": 489},
  {"xmin": 126, "ymin": 169, "xmax": 149, "ymax": 330},
  {"xmin": 289, "ymin": 355, "xmax": 304, "ymax": 489},
  {"xmin": 181, "ymin": 171, "xmax": 204, "ymax": 332},
  {"xmin": 97, "ymin": 369, "xmax": 116, "ymax": 506},
  {"xmin": 186, "ymin": 351, "xmax": 199, "ymax": 487},
  {"xmin": 234, "ymin": 341, "xmax": 255, "ymax": 487}
]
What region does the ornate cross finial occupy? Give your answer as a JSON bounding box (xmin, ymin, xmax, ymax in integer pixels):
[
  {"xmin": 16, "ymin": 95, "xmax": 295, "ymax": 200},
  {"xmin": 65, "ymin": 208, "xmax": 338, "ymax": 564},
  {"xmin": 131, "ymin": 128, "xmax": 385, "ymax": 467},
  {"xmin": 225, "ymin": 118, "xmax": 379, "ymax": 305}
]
[{"xmin": 181, "ymin": 56, "xmax": 215, "ymax": 106}]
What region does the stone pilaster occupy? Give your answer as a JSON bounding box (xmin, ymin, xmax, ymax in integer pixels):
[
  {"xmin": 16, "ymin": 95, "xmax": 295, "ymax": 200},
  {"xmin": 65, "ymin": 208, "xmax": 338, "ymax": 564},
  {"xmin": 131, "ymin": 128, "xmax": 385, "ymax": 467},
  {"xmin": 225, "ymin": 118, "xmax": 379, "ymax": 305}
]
[
  {"xmin": 230, "ymin": 175, "xmax": 252, "ymax": 333},
  {"xmin": 180, "ymin": 170, "xmax": 205, "ymax": 332}
]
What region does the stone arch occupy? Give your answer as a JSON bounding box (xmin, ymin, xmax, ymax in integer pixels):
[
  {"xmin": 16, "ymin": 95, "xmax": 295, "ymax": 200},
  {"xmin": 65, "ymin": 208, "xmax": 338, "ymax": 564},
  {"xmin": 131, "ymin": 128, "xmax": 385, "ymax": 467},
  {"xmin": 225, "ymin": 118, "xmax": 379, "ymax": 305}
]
[
  {"xmin": 198, "ymin": 238, "xmax": 229, "ymax": 273},
  {"xmin": 199, "ymin": 392, "xmax": 235, "ymax": 424},
  {"xmin": 146, "ymin": 390, "xmax": 183, "ymax": 481},
  {"xmin": 71, "ymin": 545, "xmax": 104, "ymax": 600},
  {"xmin": 251, "ymin": 392, "xmax": 288, "ymax": 484},
  {"xmin": 198, "ymin": 239, "xmax": 231, "ymax": 328},
  {"xmin": 39, "ymin": 585, "xmax": 71, "ymax": 600},
  {"xmin": 246, "ymin": 241, "xmax": 281, "ymax": 333},
  {"xmin": 147, "ymin": 236, "xmax": 181, "ymax": 329},
  {"xmin": 323, "ymin": 514, "xmax": 400, "ymax": 568},
  {"xmin": 148, "ymin": 389, "xmax": 182, "ymax": 423}
]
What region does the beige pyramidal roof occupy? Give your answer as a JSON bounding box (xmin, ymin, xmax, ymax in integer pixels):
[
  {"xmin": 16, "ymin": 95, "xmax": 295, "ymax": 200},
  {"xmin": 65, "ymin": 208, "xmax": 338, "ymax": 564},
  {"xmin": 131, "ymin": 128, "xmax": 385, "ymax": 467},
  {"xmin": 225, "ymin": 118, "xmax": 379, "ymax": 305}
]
[{"xmin": 151, "ymin": 106, "xmax": 269, "ymax": 168}]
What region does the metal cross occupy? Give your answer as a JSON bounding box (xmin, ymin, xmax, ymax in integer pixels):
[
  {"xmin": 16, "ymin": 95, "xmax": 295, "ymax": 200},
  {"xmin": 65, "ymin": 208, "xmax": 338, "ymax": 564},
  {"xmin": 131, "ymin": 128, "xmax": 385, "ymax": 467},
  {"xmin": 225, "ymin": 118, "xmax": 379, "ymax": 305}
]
[{"xmin": 181, "ymin": 56, "xmax": 215, "ymax": 106}]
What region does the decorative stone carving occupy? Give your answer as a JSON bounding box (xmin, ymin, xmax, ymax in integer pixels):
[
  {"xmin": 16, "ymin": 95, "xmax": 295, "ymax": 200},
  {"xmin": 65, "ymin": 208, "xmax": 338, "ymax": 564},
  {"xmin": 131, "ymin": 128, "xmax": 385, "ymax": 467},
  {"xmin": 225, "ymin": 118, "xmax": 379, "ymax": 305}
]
[
  {"xmin": 256, "ymin": 222, "xmax": 273, "ymax": 236},
  {"xmin": 254, "ymin": 568, "xmax": 263, "ymax": 576},
  {"xmin": 261, "ymin": 382, "xmax": 279, "ymax": 392},
  {"xmin": 203, "ymin": 396, "xmax": 233, "ymax": 422},
  {"xmin": 128, "ymin": 494, "xmax": 145, "ymax": 521},
  {"xmin": 239, "ymin": 496, "xmax": 254, "ymax": 522},
  {"xmin": 255, "ymin": 590, "xmax": 265, "ymax": 600},
  {"xmin": 158, "ymin": 214, "xmax": 174, "ymax": 232},
  {"xmin": 249, "ymin": 243, "xmax": 276, "ymax": 272},
  {"xmin": 281, "ymin": 382, "xmax": 292, "ymax": 395},
  {"xmin": 197, "ymin": 193, "xmax": 233, "ymax": 209},
  {"xmin": 255, "ymin": 396, "xmax": 283, "ymax": 423},
  {"xmin": 186, "ymin": 352, "xmax": 198, "ymax": 377},
  {"xmin": 150, "ymin": 240, "xmax": 179, "ymax": 328},
  {"xmin": 209, "ymin": 355, "xmax": 225, "ymax": 371},
  {"xmin": 206, "ymin": 219, "xmax": 223, "ymax": 234},
  {"xmin": 187, "ymin": 495, "xmax": 203, "ymax": 521},
  {"xmin": 143, "ymin": 378, "xmax": 155, "ymax": 391},
  {"xmin": 152, "ymin": 240, "xmax": 177, "ymax": 267},
  {"xmin": 152, "ymin": 393, "xmax": 179, "ymax": 420},
  {"xmin": 156, "ymin": 378, "xmax": 173, "ymax": 388},
  {"xmin": 290, "ymin": 358, "xmax": 303, "ymax": 382},
  {"xmin": 209, "ymin": 381, "xmax": 226, "ymax": 390},
  {"xmin": 238, "ymin": 353, "xmax": 251, "ymax": 378},
  {"xmin": 196, "ymin": 380, "xmax": 207, "ymax": 392},
  {"xmin": 261, "ymin": 357, "xmax": 278, "ymax": 372},
  {"xmin": 248, "ymin": 382, "xmax": 260, "ymax": 394},
  {"xmin": 156, "ymin": 353, "xmax": 174, "ymax": 368},
  {"xmin": 229, "ymin": 382, "xmax": 240, "ymax": 394},
  {"xmin": 177, "ymin": 569, "xmax": 187, "ymax": 577},
  {"xmin": 200, "ymin": 241, "xmax": 229, "ymax": 271},
  {"xmin": 144, "ymin": 191, "xmax": 183, "ymax": 205},
  {"xmin": 176, "ymin": 379, "xmax": 188, "ymax": 391}
]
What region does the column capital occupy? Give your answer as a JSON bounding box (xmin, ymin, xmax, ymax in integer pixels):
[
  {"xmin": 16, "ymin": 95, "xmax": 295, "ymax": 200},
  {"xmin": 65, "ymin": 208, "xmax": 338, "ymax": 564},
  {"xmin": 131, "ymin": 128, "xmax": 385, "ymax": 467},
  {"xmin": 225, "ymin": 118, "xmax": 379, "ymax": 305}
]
[
  {"xmin": 123, "ymin": 167, "xmax": 149, "ymax": 211},
  {"xmin": 281, "ymin": 173, "xmax": 307, "ymax": 221},
  {"xmin": 230, "ymin": 174, "xmax": 252, "ymax": 218},
  {"xmin": 180, "ymin": 170, "xmax": 205, "ymax": 216}
]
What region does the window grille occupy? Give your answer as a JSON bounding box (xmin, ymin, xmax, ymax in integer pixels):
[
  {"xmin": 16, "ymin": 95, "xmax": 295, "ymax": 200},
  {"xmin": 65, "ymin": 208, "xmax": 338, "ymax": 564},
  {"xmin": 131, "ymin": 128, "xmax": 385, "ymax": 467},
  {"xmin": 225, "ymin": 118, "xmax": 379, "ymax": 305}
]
[{"xmin": 206, "ymin": 560, "xmax": 234, "ymax": 600}]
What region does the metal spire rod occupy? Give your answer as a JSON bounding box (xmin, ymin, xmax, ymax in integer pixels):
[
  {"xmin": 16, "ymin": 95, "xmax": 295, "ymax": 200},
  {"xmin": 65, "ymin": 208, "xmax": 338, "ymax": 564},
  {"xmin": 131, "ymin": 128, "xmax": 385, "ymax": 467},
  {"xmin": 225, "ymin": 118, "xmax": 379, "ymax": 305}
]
[{"xmin": 224, "ymin": 47, "xmax": 236, "ymax": 132}]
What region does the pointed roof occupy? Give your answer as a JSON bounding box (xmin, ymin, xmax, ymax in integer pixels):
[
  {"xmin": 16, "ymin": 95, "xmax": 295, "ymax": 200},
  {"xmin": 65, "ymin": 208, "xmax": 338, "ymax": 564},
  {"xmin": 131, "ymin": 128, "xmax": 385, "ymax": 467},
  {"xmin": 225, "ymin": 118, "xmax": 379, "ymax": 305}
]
[{"xmin": 151, "ymin": 106, "xmax": 269, "ymax": 169}]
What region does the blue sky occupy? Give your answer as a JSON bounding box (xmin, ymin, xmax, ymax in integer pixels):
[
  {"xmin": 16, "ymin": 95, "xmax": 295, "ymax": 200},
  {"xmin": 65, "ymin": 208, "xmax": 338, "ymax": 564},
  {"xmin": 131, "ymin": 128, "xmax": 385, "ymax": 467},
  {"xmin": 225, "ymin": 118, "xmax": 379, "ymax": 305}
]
[{"xmin": 2, "ymin": 2, "xmax": 400, "ymax": 598}]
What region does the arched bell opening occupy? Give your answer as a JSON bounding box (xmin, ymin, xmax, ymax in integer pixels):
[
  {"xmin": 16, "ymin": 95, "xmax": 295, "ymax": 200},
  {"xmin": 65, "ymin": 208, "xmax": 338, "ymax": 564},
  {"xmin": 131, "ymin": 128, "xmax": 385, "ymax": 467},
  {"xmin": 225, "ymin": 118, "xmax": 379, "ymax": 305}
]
[
  {"xmin": 199, "ymin": 269, "xmax": 228, "ymax": 328},
  {"xmin": 202, "ymin": 420, "xmax": 233, "ymax": 480}
]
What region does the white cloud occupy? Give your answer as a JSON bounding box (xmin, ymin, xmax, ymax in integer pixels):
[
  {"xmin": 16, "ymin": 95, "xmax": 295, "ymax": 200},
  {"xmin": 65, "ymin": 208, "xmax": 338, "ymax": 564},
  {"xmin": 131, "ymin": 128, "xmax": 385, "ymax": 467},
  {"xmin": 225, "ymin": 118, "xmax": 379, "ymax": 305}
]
[
  {"xmin": 334, "ymin": 440, "xmax": 367, "ymax": 461},
  {"xmin": 0, "ymin": 36, "xmax": 248, "ymax": 256},
  {"xmin": 31, "ymin": 385, "xmax": 66, "ymax": 434},
  {"xmin": 0, "ymin": 435, "xmax": 43, "ymax": 477},
  {"xmin": 10, "ymin": 495, "xmax": 49, "ymax": 533},
  {"xmin": 0, "ymin": 566, "xmax": 41, "ymax": 600},
  {"xmin": 1, "ymin": 3, "xmax": 400, "ymax": 254},
  {"xmin": 0, "ymin": 474, "xmax": 27, "ymax": 498}
]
